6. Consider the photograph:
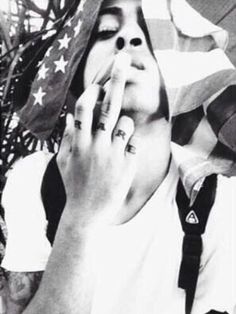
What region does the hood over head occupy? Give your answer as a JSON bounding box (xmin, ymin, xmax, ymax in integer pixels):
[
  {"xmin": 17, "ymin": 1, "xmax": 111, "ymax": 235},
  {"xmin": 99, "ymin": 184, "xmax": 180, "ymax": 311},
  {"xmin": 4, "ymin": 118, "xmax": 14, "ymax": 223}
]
[{"xmin": 18, "ymin": 0, "xmax": 236, "ymax": 204}]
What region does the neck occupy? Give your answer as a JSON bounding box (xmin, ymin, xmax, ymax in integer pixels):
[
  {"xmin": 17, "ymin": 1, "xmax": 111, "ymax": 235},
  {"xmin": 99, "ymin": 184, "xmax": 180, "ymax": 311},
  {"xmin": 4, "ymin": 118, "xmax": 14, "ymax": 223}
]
[{"xmin": 129, "ymin": 116, "xmax": 171, "ymax": 202}]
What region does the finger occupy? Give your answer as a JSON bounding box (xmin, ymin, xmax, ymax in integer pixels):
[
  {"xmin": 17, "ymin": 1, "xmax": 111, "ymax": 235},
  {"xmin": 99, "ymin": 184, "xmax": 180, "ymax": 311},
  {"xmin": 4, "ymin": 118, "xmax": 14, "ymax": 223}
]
[
  {"xmin": 96, "ymin": 52, "xmax": 131, "ymax": 137},
  {"xmin": 126, "ymin": 135, "xmax": 139, "ymax": 158},
  {"xmin": 124, "ymin": 135, "xmax": 139, "ymax": 182},
  {"xmin": 73, "ymin": 84, "xmax": 101, "ymax": 150},
  {"xmin": 112, "ymin": 116, "xmax": 135, "ymax": 153},
  {"xmin": 58, "ymin": 113, "xmax": 74, "ymax": 160},
  {"xmin": 92, "ymin": 57, "xmax": 114, "ymax": 85}
]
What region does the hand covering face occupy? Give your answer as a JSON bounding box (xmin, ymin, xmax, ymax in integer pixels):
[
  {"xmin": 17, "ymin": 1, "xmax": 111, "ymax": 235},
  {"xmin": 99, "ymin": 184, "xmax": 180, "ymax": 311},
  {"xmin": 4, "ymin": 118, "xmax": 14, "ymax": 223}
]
[{"xmin": 18, "ymin": 0, "xmax": 236, "ymax": 204}]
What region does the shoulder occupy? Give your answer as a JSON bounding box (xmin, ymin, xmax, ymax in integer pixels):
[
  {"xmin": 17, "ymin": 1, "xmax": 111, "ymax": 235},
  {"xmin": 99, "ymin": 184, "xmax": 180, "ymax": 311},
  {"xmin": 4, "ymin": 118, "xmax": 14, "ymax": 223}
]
[
  {"xmin": 4, "ymin": 150, "xmax": 53, "ymax": 183},
  {"xmin": 203, "ymin": 174, "xmax": 236, "ymax": 244},
  {"xmin": 2, "ymin": 151, "xmax": 54, "ymax": 211},
  {"xmin": 1, "ymin": 151, "xmax": 53, "ymax": 272},
  {"xmin": 196, "ymin": 174, "xmax": 236, "ymax": 312},
  {"xmin": 211, "ymin": 174, "xmax": 236, "ymax": 226}
]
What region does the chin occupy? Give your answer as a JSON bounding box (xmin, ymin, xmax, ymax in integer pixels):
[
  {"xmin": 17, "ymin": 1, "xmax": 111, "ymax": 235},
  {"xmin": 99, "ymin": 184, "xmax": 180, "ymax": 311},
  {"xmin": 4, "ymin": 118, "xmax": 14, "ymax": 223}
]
[
  {"xmin": 121, "ymin": 87, "xmax": 159, "ymax": 116},
  {"xmin": 121, "ymin": 90, "xmax": 142, "ymax": 111}
]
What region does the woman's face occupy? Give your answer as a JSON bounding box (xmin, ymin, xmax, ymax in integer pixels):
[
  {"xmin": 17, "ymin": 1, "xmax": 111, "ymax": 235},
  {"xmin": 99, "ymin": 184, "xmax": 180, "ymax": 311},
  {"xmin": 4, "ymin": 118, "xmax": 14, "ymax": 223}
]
[{"xmin": 83, "ymin": 0, "xmax": 162, "ymax": 121}]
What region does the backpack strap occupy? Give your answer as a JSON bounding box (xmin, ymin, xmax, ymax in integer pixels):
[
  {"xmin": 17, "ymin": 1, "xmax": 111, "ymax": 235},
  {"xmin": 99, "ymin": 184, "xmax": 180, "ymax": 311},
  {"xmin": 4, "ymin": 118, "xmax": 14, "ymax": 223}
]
[
  {"xmin": 176, "ymin": 174, "xmax": 217, "ymax": 314},
  {"xmin": 41, "ymin": 154, "xmax": 66, "ymax": 245},
  {"xmin": 40, "ymin": 155, "xmax": 219, "ymax": 313}
]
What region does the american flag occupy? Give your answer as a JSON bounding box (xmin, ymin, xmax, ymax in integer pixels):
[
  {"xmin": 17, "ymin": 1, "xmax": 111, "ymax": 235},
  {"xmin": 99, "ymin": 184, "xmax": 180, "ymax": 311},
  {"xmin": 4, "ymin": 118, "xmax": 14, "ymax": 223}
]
[
  {"xmin": 18, "ymin": 0, "xmax": 236, "ymax": 204},
  {"xmin": 19, "ymin": 0, "xmax": 103, "ymax": 141},
  {"xmin": 142, "ymin": 0, "xmax": 236, "ymax": 203}
]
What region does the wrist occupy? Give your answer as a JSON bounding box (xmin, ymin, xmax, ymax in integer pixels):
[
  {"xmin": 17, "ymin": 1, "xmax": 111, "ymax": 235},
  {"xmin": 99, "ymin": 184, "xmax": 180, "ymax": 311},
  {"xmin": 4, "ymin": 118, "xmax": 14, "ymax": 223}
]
[
  {"xmin": 58, "ymin": 202, "xmax": 108, "ymax": 238},
  {"xmin": 63, "ymin": 196, "xmax": 116, "ymax": 226}
]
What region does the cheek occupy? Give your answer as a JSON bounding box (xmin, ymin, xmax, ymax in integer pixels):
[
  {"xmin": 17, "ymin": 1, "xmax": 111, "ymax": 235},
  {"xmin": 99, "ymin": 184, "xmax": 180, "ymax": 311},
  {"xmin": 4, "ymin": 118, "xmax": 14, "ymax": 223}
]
[
  {"xmin": 148, "ymin": 67, "xmax": 161, "ymax": 109},
  {"xmin": 83, "ymin": 51, "xmax": 100, "ymax": 88},
  {"xmin": 136, "ymin": 63, "xmax": 161, "ymax": 110},
  {"xmin": 148, "ymin": 62, "xmax": 161, "ymax": 99},
  {"xmin": 83, "ymin": 42, "xmax": 115, "ymax": 89}
]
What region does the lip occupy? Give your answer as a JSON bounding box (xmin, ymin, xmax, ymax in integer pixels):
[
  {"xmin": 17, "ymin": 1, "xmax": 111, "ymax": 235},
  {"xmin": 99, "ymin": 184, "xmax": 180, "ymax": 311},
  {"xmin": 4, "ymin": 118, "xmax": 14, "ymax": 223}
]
[
  {"xmin": 92, "ymin": 57, "xmax": 145, "ymax": 86},
  {"xmin": 131, "ymin": 60, "xmax": 145, "ymax": 70}
]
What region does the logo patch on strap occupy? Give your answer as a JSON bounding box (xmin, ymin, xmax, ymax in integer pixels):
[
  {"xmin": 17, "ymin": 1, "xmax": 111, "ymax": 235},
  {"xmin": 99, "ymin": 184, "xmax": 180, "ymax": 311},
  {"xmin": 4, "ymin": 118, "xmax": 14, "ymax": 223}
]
[{"xmin": 185, "ymin": 210, "xmax": 199, "ymax": 224}]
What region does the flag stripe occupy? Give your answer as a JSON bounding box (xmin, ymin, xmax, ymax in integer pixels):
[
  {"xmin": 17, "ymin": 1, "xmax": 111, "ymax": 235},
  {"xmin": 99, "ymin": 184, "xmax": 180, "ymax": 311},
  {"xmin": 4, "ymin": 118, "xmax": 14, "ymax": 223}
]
[
  {"xmin": 17, "ymin": 0, "xmax": 236, "ymax": 203},
  {"xmin": 172, "ymin": 106, "xmax": 204, "ymax": 145}
]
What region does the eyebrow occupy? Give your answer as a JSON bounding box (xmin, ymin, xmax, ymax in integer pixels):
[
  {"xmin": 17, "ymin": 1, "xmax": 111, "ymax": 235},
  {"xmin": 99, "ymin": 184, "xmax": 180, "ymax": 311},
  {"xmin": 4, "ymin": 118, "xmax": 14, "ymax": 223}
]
[{"xmin": 98, "ymin": 6, "xmax": 123, "ymax": 18}]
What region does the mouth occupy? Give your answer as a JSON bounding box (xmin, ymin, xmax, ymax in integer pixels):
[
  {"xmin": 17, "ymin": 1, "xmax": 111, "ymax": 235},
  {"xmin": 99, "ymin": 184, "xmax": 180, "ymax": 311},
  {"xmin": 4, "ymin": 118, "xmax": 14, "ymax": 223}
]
[
  {"xmin": 92, "ymin": 57, "xmax": 145, "ymax": 86},
  {"xmin": 131, "ymin": 60, "xmax": 145, "ymax": 70}
]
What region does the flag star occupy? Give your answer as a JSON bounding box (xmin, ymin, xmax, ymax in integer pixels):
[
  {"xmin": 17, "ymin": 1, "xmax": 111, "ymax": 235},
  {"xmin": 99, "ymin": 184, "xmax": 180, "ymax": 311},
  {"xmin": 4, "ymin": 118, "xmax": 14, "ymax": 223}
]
[
  {"xmin": 76, "ymin": 0, "xmax": 85, "ymax": 17},
  {"xmin": 58, "ymin": 33, "xmax": 71, "ymax": 50},
  {"xmin": 54, "ymin": 55, "xmax": 68, "ymax": 73},
  {"xmin": 80, "ymin": 0, "xmax": 86, "ymax": 9},
  {"xmin": 37, "ymin": 59, "xmax": 43, "ymax": 68},
  {"xmin": 33, "ymin": 87, "xmax": 46, "ymax": 106},
  {"xmin": 74, "ymin": 20, "xmax": 82, "ymax": 36},
  {"xmin": 76, "ymin": 6, "xmax": 84, "ymax": 15},
  {"xmin": 45, "ymin": 46, "xmax": 53, "ymax": 57},
  {"xmin": 38, "ymin": 63, "xmax": 49, "ymax": 80}
]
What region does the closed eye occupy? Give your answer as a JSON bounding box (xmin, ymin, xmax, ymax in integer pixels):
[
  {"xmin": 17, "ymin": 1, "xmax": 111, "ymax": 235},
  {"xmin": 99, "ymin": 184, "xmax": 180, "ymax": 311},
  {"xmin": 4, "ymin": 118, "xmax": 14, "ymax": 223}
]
[
  {"xmin": 96, "ymin": 29, "xmax": 118, "ymax": 40},
  {"xmin": 94, "ymin": 8, "xmax": 121, "ymax": 41}
]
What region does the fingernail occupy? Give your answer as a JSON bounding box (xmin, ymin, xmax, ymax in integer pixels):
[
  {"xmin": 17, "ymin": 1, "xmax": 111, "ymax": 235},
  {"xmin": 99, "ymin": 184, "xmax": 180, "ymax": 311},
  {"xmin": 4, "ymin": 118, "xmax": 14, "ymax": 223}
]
[
  {"xmin": 92, "ymin": 58, "xmax": 114, "ymax": 85},
  {"xmin": 114, "ymin": 52, "xmax": 131, "ymax": 69}
]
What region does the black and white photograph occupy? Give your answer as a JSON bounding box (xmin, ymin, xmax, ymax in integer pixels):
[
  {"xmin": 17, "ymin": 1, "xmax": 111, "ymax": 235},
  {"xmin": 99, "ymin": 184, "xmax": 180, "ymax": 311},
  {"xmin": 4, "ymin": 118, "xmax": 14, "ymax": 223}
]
[{"xmin": 0, "ymin": 0, "xmax": 236, "ymax": 313}]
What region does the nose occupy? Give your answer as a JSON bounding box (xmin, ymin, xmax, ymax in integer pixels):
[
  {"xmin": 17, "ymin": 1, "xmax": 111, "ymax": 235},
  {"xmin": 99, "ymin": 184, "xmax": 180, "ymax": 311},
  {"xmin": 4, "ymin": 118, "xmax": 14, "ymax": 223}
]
[
  {"xmin": 116, "ymin": 37, "xmax": 142, "ymax": 50},
  {"xmin": 115, "ymin": 24, "xmax": 145, "ymax": 51}
]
